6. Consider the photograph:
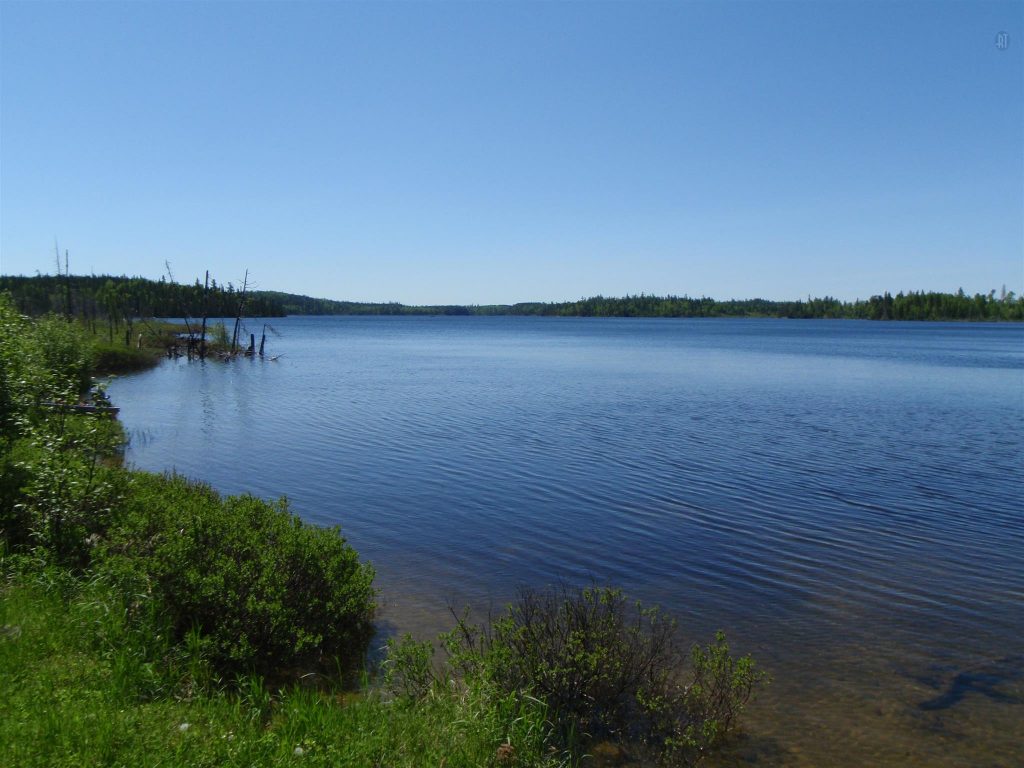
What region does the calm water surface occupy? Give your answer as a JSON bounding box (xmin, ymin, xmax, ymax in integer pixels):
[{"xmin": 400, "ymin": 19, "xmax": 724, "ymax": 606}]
[{"xmin": 109, "ymin": 317, "xmax": 1024, "ymax": 767}]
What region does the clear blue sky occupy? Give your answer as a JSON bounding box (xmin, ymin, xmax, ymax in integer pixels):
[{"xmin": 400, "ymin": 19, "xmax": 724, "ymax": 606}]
[{"xmin": 1, "ymin": 0, "xmax": 1021, "ymax": 304}]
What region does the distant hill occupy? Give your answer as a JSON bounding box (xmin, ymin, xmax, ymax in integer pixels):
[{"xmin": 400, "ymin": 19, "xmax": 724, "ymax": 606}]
[
  {"xmin": 1, "ymin": 274, "xmax": 1020, "ymax": 322},
  {"xmin": 253, "ymin": 290, "xmax": 474, "ymax": 316}
]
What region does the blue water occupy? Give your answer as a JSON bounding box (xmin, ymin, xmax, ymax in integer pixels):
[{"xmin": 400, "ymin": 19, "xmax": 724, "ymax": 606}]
[{"xmin": 109, "ymin": 317, "xmax": 1024, "ymax": 766}]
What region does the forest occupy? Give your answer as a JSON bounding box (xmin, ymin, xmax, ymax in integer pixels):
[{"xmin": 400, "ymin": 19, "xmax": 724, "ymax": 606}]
[
  {"xmin": 2, "ymin": 274, "xmax": 1020, "ymax": 322},
  {"xmin": 495, "ymin": 290, "xmax": 1024, "ymax": 321},
  {"xmin": 0, "ymin": 274, "xmax": 285, "ymax": 321}
]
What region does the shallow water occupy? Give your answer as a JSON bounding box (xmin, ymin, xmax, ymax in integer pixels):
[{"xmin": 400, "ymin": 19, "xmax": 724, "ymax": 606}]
[{"xmin": 109, "ymin": 317, "xmax": 1024, "ymax": 766}]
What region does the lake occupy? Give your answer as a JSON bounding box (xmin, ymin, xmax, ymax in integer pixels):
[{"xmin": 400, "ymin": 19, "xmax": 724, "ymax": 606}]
[{"xmin": 108, "ymin": 316, "xmax": 1024, "ymax": 767}]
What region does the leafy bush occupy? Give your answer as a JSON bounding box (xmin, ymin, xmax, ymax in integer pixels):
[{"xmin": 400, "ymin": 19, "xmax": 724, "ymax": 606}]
[
  {"xmin": 0, "ymin": 300, "xmax": 94, "ymax": 412},
  {"xmin": 0, "ymin": 295, "xmax": 125, "ymax": 565},
  {"xmin": 15, "ymin": 432, "xmax": 123, "ymax": 568},
  {"xmin": 0, "ymin": 352, "xmax": 15, "ymax": 441},
  {"xmin": 29, "ymin": 315, "xmax": 93, "ymax": 402},
  {"xmin": 666, "ymin": 630, "xmax": 764, "ymax": 765},
  {"xmin": 100, "ymin": 473, "xmax": 376, "ymax": 679},
  {"xmin": 383, "ymin": 634, "xmax": 437, "ymax": 700},
  {"xmin": 0, "ymin": 295, "xmax": 34, "ymax": 438},
  {"xmin": 401, "ymin": 584, "xmax": 766, "ymax": 767},
  {"xmin": 0, "ymin": 441, "xmax": 35, "ymax": 551}
]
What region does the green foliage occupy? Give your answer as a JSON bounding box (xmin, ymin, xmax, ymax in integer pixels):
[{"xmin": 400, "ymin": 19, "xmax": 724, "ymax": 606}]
[
  {"xmin": 383, "ymin": 634, "xmax": 437, "ymax": 700},
  {"xmin": 662, "ymin": 631, "xmax": 766, "ymax": 766},
  {"xmin": 0, "ymin": 441, "xmax": 35, "ymax": 550},
  {"xmin": 0, "ymin": 294, "xmax": 124, "ymax": 565},
  {"xmin": 0, "ymin": 295, "xmax": 93, "ymax": 427},
  {"xmin": 29, "ymin": 315, "xmax": 94, "ymax": 401},
  {"xmin": 496, "ymin": 290, "xmax": 1024, "ymax": 321},
  {"xmin": 462, "ymin": 586, "xmax": 681, "ymax": 742},
  {"xmin": 388, "ymin": 585, "xmax": 766, "ymax": 767},
  {"xmin": 92, "ymin": 342, "xmax": 157, "ymax": 373},
  {"xmin": 209, "ymin": 320, "xmax": 231, "ymax": 348},
  {"xmin": 15, "ymin": 414, "xmax": 124, "ymax": 568},
  {"xmin": 2, "ymin": 294, "xmax": 377, "ymax": 686},
  {"xmin": 100, "ymin": 473, "xmax": 376, "ymax": 678},
  {"xmin": 0, "ymin": 572, "xmax": 567, "ymax": 768},
  {"xmin": 0, "ymin": 274, "xmax": 286, "ymax": 319}
]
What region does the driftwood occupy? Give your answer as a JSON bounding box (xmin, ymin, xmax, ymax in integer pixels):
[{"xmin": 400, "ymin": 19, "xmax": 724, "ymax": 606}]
[{"xmin": 41, "ymin": 402, "xmax": 120, "ymax": 417}]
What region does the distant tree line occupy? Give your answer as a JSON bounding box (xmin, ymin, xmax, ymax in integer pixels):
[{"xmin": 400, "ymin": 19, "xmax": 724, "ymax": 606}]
[
  {"xmin": 493, "ymin": 289, "xmax": 1023, "ymax": 321},
  {"xmin": 0, "ymin": 274, "xmax": 285, "ymax": 321},
  {"xmin": 2, "ymin": 275, "xmax": 1020, "ymax": 322},
  {"xmin": 255, "ymin": 290, "xmax": 471, "ymax": 316},
  {"xmin": 251, "ymin": 287, "xmax": 1024, "ymax": 321}
]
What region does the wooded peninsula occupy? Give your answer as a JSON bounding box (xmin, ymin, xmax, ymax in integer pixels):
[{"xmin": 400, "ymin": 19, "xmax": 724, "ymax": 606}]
[{"xmin": 1, "ymin": 274, "xmax": 1021, "ymax": 322}]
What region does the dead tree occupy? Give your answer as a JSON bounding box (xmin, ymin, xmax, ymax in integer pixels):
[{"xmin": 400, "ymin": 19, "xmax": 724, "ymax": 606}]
[{"xmin": 231, "ymin": 269, "xmax": 249, "ymax": 354}]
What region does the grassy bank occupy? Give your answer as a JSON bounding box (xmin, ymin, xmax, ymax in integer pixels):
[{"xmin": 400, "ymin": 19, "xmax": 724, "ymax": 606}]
[
  {"xmin": 0, "ymin": 294, "xmax": 764, "ymax": 767},
  {"xmin": 0, "ymin": 574, "xmax": 559, "ymax": 768}
]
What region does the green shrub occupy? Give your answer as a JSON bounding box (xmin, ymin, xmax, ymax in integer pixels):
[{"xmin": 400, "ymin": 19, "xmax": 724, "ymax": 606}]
[
  {"xmin": 0, "ymin": 295, "xmax": 33, "ymax": 437},
  {"xmin": 0, "ymin": 297, "xmax": 125, "ymax": 565},
  {"xmin": 665, "ymin": 631, "xmax": 765, "ymax": 766},
  {"xmin": 0, "ymin": 440, "xmax": 35, "ymax": 551},
  {"xmin": 0, "ymin": 354, "xmax": 15, "ymax": 441},
  {"xmin": 383, "ymin": 634, "xmax": 437, "ymax": 700},
  {"xmin": 9, "ymin": 408, "xmax": 126, "ymax": 567},
  {"xmin": 0, "ymin": 294, "xmax": 98, "ymax": 433},
  {"xmin": 431, "ymin": 584, "xmax": 766, "ymax": 767},
  {"xmin": 30, "ymin": 315, "xmax": 93, "ymax": 402},
  {"xmin": 100, "ymin": 473, "xmax": 376, "ymax": 679}
]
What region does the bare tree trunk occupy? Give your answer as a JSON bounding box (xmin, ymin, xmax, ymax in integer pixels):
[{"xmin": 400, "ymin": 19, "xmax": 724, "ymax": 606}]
[
  {"xmin": 64, "ymin": 251, "xmax": 73, "ymax": 320},
  {"xmin": 231, "ymin": 269, "xmax": 249, "ymax": 354}
]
